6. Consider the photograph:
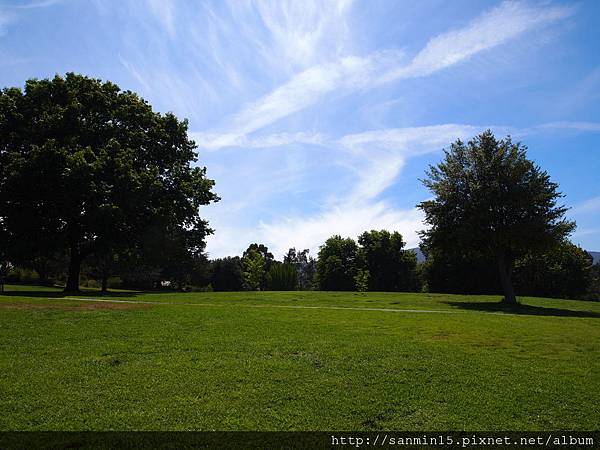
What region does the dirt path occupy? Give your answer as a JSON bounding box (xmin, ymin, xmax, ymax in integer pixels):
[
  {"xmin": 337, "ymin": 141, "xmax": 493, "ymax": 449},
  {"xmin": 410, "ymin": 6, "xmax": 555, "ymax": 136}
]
[{"xmin": 60, "ymin": 296, "xmax": 465, "ymax": 314}]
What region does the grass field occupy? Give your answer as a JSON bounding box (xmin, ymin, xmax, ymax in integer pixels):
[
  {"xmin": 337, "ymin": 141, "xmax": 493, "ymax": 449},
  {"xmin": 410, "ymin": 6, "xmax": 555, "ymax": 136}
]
[{"xmin": 1, "ymin": 284, "xmax": 599, "ymax": 431}]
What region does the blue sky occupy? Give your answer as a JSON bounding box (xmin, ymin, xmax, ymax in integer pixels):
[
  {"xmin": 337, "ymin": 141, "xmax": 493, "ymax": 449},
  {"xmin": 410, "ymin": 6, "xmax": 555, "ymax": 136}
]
[{"xmin": 1, "ymin": 0, "xmax": 599, "ymax": 258}]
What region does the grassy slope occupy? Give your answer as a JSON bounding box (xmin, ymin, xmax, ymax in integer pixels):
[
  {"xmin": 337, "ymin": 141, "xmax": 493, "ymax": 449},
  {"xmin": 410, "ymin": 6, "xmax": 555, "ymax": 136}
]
[{"xmin": 0, "ymin": 285, "xmax": 599, "ymax": 431}]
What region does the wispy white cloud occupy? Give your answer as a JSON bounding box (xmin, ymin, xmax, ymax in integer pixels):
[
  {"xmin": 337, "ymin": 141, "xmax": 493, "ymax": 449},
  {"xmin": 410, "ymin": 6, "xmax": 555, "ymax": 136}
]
[
  {"xmin": 10, "ymin": 0, "xmax": 63, "ymax": 9},
  {"xmin": 205, "ymin": 124, "xmax": 494, "ymax": 257},
  {"xmin": 258, "ymin": 202, "xmax": 425, "ymax": 259},
  {"xmin": 379, "ymin": 1, "xmax": 573, "ymax": 82},
  {"xmin": 199, "ymin": 52, "xmax": 399, "ymax": 147},
  {"xmin": 339, "ymin": 124, "xmax": 483, "ymax": 155},
  {"xmin": 538, "ymin": 121, "xmax": 600, "ymax": 132},
  {"xmin": 144, "ymin": 0, "xmax": 176, "ymax": 37},
  {"xmin": 0, "ymin": 0, "xmax": 63, "ymax": 35},
  {"xmin": 337, "ymin": 124, "xmax": 489, "ymax": 204},
  {"xmin": 0, "ymin": 12, "xmax": 12, "ymax": 36},
  {"xmin": 118, "ymin": 55, "xmax": 151, "ymax": 92},
  {"xmin": 198, "ymin": 1, "xmax": 572, "ymax": 151},
  {"xmin": 191, "ymin": 131, "xmax": 325, "ymax": 151},
  {"xmin": 571, "ymin": 196, "xmax": 600, "ymax": 216},
  {"xmin": 227, "ymin": 0, "xmax": 354, "ymax": 71}
]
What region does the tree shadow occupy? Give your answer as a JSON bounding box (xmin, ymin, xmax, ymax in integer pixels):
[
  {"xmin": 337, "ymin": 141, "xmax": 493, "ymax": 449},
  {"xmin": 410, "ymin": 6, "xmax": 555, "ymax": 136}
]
[
  {"xmin": 444, "ymin": 301, "xmax": 600, "ymax": 318},
  {"xmin": 0, "ymin": 289, "xmax": 142, "ymax": 298}
]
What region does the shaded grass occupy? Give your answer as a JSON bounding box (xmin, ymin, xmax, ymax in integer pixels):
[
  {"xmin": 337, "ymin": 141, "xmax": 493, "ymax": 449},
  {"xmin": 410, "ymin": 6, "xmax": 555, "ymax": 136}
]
[
  {"xmin": 444, "ymin": 301, "xmax": 600, "ymax": 318},
  {"xmin": 0, "ymin": 285, "xmax": 599, "ymax": 431}
]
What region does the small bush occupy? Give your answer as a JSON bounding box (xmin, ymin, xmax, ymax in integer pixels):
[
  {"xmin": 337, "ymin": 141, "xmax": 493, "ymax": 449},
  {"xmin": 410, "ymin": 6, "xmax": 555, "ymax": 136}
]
[{"xmin": 6, "ymin": 267, "xmax": 39, "ymax": 283}]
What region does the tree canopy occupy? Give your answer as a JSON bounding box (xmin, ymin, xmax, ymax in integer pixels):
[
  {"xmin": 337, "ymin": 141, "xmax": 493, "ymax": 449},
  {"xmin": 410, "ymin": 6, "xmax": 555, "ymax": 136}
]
[
  {"xmin": 284, "ymin": 247, "xmax": 316, "ymax": 290},
  {"xmin": 418, "ymin": 130, "xmax": 575, "ymax": 304},
  {"xmin": 209, "ymin": 257, "xmax": 244, "ymax": 292},
  {"xmin": 317, "ymin": 235, "xmax": 359, "ymax": 291},
  {"xmin": 0, "ymin": 73, "xmax": 218, "ymax": 292},
  {"xmin": 357, "ymin": 230, "xmax": 418, "ymax": 292},
  {"xmin": 242, "ymin": 243, "xmax": 273, "ymax": 290}
]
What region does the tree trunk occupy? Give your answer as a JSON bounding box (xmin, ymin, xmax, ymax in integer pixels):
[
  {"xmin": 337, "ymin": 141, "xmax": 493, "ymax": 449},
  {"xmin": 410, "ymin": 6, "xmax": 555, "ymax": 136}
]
[
  {"xmin": 101, "ymin": 275, "xmax": 108, "ymax": 294},
  {"xmin": 64, "ymin": 247, "xmax": 81, "ymax": 293},
  {"xmin": 35, "ymin": 267, "xmax": 48, "ymax": 284},
  {"xmin": 497, "ymin": 255, "xmax": 517, "ymax": 305}
]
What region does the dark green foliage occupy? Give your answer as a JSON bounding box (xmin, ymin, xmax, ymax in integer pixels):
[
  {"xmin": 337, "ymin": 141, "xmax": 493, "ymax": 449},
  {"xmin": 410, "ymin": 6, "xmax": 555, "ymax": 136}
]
[
  {"xmin": 419, "ymin": 131, "xmax": 575, "ymax": 304},
  {"xmin": 4, "ymin": 266, "xmax": 40, "ymax": 284},
  {"xmin": 209, "ymin": 257, "xmax": 244, "ymax": 292},
  {"xmin": 357, "ymin": 230, "xmax": 419, "ymax": 292},
  {"xmin": 0, "ymin": 73, "xmax": 218, "ymax": 292},
  {"xmin": 316, "ymin": 232, "xmax": 421, "ymax": 292},
  {"xmin": 420, "ymin": 247, "xmax": 500, "ymax": 295},
  {"xmin": 514, "ymin": 242, "xmax": 593, "ymax": 299},
  {"xmin": 421, "ymin": 242, "xmax": 594, "ymax": 300},
  {"xmin": 84, "ymin": 251, "xmax": 120, "ymax": 292},
  {"xmin": 242, "ymin": 249, "xmax": 265, "ymax": 291},
  {"xmin": 243, "ymin": 244, "xmax": 274, "ymax": 267},
  {"xmin": 354, "ymin": 268, "xmax": 370, "ymax": 292},
  {"xmin": 136, "ymin": 224, "xmax": 211, "ymax": 290},
  {"xmin": 317, "ymin": 235, "xmax": 359, "ymax": 291},
  {"xmin": 267, "ymin": 263, "xmax": 298, "ymax": 291},
  {"xmin": 242, "ymin": 243, "xmax": 273, "ymax": 290},
  {"xmin": 284, "ymin": 248, "xmax": 316, "ymax": 290},
  {"xmin": 588, "ymin": 263, "xmax": 600, "ymax": 301}
]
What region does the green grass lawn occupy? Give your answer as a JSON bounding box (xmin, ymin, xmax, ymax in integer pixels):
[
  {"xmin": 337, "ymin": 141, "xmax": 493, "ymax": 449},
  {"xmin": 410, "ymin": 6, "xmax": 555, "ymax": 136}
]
[{"xmin": 1, "ymin": 284, "xmax": 599, "ymax": 431}]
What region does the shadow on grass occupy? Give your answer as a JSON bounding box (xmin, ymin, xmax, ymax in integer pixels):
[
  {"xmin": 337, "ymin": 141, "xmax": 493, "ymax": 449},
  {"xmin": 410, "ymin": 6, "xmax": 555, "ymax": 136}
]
[
  {"xmin": 444, "ymin": 301, "xmax": 600, "ymax": 318},
  {"xmin": 0, "ymin": 289, "xmax": 143, "ymax": 298}
]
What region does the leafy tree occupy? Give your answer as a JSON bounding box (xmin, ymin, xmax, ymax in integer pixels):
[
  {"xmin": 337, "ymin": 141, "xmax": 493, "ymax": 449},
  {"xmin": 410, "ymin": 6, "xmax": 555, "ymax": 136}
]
[
  {"xmin": 418, "ymin": 131, "xmax": 575, "ymax": 304},
  {"xmin": 354, "ymin": 268, "xmax": 370, "ymax": 292},
  {"xmin": 243, "ymin": 249, "xmax": 265, "ymax": 291},
  {"xmin": 0, "ymin": 73, "xmax": 218, "ymax": 292},
  {"xmin": 317, "ymin": 235, "xmax": 359, "ymax": 291},
  {"xmin": 357, "ymin": 230, "xmax": 418, "ymax": 292},
  {"xmin": 209, "ymin": 257, "xmax": 244, "ymax": 292},
  {"xmin": 267, "ymin": 263, "xmax": 298, "ymax": 290},
  {"xmin": 242, "ymin": 243, "xmax": 273, "ymax": 290},
  {"xmin": 243, "ymin": 244, "xmax": 274, "ymax": 265},
  {"xmin": 284, "ymin": 247, "xmax": 316, "ymax": 290}
]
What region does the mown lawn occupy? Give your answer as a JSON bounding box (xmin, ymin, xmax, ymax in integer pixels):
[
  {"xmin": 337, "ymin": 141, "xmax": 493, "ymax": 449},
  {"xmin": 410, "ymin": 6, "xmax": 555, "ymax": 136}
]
[{"xmin": 0, "ymin": 284, "xmax": 599, "ymax": 431}]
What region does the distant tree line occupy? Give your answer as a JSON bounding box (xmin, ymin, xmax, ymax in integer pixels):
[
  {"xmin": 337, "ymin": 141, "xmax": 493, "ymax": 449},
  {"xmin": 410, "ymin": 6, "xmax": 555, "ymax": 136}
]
[{"xmin": 3, "ymin": 229, "xmax": 598, "ymax": 300}]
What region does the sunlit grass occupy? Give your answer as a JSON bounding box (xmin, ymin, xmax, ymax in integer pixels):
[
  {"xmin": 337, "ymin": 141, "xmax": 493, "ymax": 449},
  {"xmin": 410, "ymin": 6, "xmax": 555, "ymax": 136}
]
[{"xmin": 1, "ymin": 285, "xmax": 598, "ymax": 430}]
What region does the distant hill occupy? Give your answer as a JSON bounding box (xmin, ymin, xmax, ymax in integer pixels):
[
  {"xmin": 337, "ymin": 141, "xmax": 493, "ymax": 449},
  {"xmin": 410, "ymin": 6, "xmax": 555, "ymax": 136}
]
[
  {"xmin": 407, "ymin": 247, "xmax": 426, "ymax": 262},
  {"xmin": 408, "ymin": 248, "xmax": 600, "ymax": 265}
]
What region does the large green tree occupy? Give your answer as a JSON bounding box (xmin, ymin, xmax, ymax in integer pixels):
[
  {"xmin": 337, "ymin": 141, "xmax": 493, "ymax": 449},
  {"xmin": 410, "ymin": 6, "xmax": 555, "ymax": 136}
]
[
  {"xmin": 418, "ymin": 131, "xmax": 574, "ymax": 304},
  {"xmin": 0, "ymin": 73, "xmax": 218, "ymax": 292},
  {"xmin": 357, "ymin": 230, "xmax": 418, "ymax": 292},
  {"xmin": 242, "ymin": 243, "xmax": 274, "ymax": 290},
  {"xmin": 317, "ymin": 235, "xmax": 359, "ymax": 291}
]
